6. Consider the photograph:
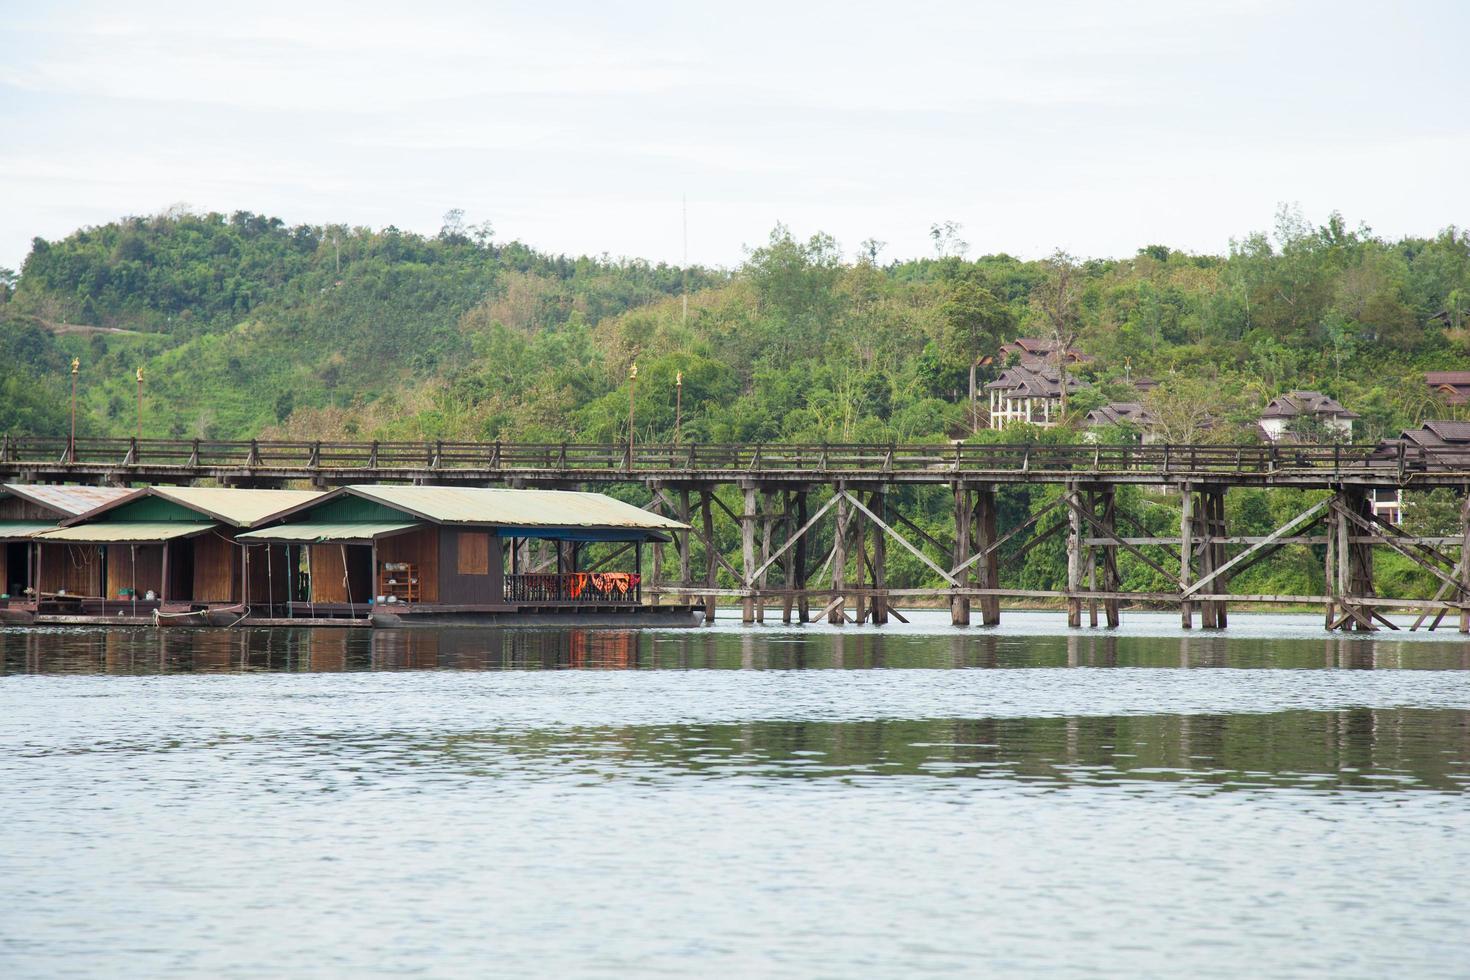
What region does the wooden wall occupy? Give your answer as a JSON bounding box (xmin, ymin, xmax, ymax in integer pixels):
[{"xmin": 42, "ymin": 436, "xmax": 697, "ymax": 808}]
[
  {"xmin": 192, "ymin": 533, "xmax": 238, "ymax": 603},
  {"xmin": 309, "ymin": 544, "xmax": 372, "ymax": 604},
  {"xmin": 105, "ymin": 544, "xmax": 164, "ymax": 599},
  {"xmin": 377, "ymin": 526, "xmax": 440, "ymax": 603},
  {"xmin": 437, "ymin": 529, "xmax": 503, "ymax": 605},
  {"xmin": 0, "ymin": 498, "xmax": 57, "ymax": 520},
  {"xmin": 243, "ymin": 541, "xmax": 292, "ymax": 604},
  {"xmin": 38, "ymin": 543, "xmax": 104, "ymax": 597}
]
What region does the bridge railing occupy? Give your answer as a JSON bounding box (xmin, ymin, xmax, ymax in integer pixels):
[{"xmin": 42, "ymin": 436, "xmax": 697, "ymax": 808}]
[{"xmin": 0, "ymin": 435, "xmax": 1437, "ymax": 476}]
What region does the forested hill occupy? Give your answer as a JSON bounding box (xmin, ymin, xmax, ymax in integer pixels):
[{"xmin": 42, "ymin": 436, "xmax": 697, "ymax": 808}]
[{"xmin": 2, "ymin": 207, "xmax": 1468, "ymax": 446}]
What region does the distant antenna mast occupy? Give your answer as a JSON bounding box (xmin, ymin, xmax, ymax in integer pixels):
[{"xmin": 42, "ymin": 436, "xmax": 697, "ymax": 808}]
[{"xmin": 681, "ymin": 194, "xmax": 689, "ymax": 326}]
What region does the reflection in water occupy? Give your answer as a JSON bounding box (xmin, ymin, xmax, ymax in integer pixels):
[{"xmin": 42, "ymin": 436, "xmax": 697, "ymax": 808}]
[
  {"xmin": 3, "ymin": 614, "xmax": 1469, "ymax": 977},
  {"xmin": 6, "ymin": 619, "xmax": 1470, "ymax": 674}
]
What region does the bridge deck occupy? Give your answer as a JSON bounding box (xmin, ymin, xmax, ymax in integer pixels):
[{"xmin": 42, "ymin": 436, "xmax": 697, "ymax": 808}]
[{"xmin": 1, "ymin": 436, "xmax": 1465, "ymax": 488}]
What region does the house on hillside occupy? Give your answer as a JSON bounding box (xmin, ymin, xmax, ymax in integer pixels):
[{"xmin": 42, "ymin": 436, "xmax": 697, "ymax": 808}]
[
  {"xmin": 1258, "ymin": 391, "xmax": 1358, "ymax": 443},
  {"xmin": 1083, "ymin": 402, "xmax": 1159, "ymax": 443},
  {"xmin": 1424, "ymin": 371, "xmax": 1470, "ymax": 407},
  {"xmin": 998, "ymin": 337, "xmax": 1092, "ymax": 367},
  {"xmin": 986, "ymin": 362, "xmax": 1088, "ymax": 429}
]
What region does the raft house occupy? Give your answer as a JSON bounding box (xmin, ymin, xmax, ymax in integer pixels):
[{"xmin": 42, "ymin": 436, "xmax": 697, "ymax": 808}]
[
  {"xmin": 232, "ymin": 484, "xmax": 697, "ymax": 628},
  {"xmin": 0, "ymin": 483, "xmax": 135, "ymax": 622},
  {"xmin": 17, "ymin": 486, "xmax": 323, "ymax": 625}
]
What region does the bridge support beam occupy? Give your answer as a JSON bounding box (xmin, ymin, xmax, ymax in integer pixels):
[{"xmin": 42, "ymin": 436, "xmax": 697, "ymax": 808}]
[
  {"xmin": 951, "ymin": 484, "xmax": 971, "ymax": 626},
  {"xmin": 741, "ymin": 486, "xmax": 757, "ymax": 624},
  {"xmin": 830, "ymin": 490, "xmax": 848, "ymax": 625}
]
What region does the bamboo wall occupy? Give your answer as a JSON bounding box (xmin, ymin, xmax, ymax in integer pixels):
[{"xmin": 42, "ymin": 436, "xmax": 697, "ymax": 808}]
[
  {"xmin": 308, "ymin": 544, "xmax": 372, "ymax": 604},
  {"xmin": 39, "ymin": 543, "xmax": 103, "ymax": 597},
  {"xmin": 191, "ymin": 534, "xmax": 236, "ymax": 602},
  {"xmin": 105, "ymin": 544, "xmax": 164, "ymax": 599}
]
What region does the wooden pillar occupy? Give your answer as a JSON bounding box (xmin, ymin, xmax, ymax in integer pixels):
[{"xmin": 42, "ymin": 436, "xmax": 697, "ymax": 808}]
[
  {"xmin": 1085, "ymin": 491, "xmax": 1098, "ymax": 628},
  {"xmin": 1066, "ymin": 484, "xmax": 1082, "ymax": 628},
  {"xmin": 1196, "ymin": 491, "xmax": 1216, "ymax": 629},
  {"xmin": 1324, "ymin": 508, "xmax": 1337, "ymax": 630},
  {"xmin": 781, "ymin": 491, "xmax": 795, "ymax": 624},
  {"xmin": 951, "ymin": 485, "xmax": 971, "ymax": 626},
  {"xmin": 1460, "ymin": 493, "xmax": 1470, "ymax": 633},
  {"xmin": 853, "ymin": 495, "xmax": 869, "ymax": 624},
  {"xmin": 160, "ymin": 539, "xmax": 170, "ymax": 605},
  {"xmin": 1346, "ymin": 489, "xmax": 1375, "ymax": 631},
  {"xmin": 649, "ymin": 491, "xmax": 662, "ymax": 607},
  {"xmin": 1210, "ymin": 490, "xmax": 1228, "ymax": 628},
  {"xmin": 975, "ymin": 486, "xmax": 1000, "ymax": 625},
  {"xmin": 795, "ymin": 492, "xmax": 810, "ymax": 624},
  {"xmin": 1099, "ymin": 489, "xmax": 1121, "ymax": 628},
  {"xmin": 1179, "ymin": 484, "xmax": 1194, "ymax": 629},
  {"xmin": 758, "ymin": 489, "xmax": 774, "ymax": 624},
  {"xmin": 1335, "ymin": 493, "xmax": 1352, "ymax": 630},
  {"xmin": 870, "ymin": 490, "xmax": 887, "ymax": 625},
  {"xmin": 701, "ymin": 491, "xmax": 717, "ymax": 623},
  {"xmin": 677, "ymin": 489, "xmax": 692, "ymax": 606},
  {"xmin": 741, "ymin": 485, "xmax": 757, "ymax": 624},
  {"xmin": 830, "ymin": 489, "xmax": 848, "ymax": 625}
]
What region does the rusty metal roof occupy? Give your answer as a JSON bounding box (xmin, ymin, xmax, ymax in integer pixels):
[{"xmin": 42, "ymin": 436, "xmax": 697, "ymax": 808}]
[
  {"xmin": 3, "ymin": 483, "xmax": 134, "ymax": 517},
  {"xmin": 341, "ymin": 485, "xmax": 688, "ymax": 531}
]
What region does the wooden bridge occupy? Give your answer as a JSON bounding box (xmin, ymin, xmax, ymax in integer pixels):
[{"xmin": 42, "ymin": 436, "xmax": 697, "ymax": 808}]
[{"xmin": 6, "ymin": 435, "xmax": 1470, "ymax": 633}]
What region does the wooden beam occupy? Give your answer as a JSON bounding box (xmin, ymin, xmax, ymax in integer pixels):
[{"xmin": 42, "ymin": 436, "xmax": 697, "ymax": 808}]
[
  {"xmin": 842, "ymin": 491, "xmax": 961, "ymax": 587},
  {"xmin": 1182, "ymin": 498, "xmax": 1330, "ymax": 598}
]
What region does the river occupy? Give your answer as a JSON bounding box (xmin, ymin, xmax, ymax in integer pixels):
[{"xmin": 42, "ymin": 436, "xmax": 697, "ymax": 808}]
[{"xmin": 2, "ymin": 612, "xmax": 1467, "ymax": 977}]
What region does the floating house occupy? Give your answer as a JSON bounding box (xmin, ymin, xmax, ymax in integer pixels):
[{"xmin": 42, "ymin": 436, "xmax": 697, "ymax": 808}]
[
  {"xmin": 233, "ymin": 485, "xmax": 695, "ymax": 627},
  {"xmin": 0, "ymin": 484, "xmax": 134, "ymax": 618},
  {"xmin": 26, "ymin": 486, "xmax": 322, "ymax": 624}
]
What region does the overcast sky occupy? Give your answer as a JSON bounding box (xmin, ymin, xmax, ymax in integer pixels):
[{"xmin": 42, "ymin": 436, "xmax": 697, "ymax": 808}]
[{"xmin": 2, "ymin": 0, "xmax": 1466, "ymax": 271}]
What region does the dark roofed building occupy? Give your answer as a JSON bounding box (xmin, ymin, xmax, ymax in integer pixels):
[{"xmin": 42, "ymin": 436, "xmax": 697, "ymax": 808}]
[
  {"xmin": 1374, "ymin": 420, "xmax": 1470, "ymax": 471},
  {"xmin": 1258, "ymin": 391, "xmax": 1358, "ymax": 443},
  {"xmin": 1424, "ymin": 371, "xmax": 1470, "ymax": 406},
  {"xmin": 998, "ymin": 337, "xmax": 1093, "ymax": 367},
  {"xmin": 985, "ymin": 362, "xmax": 1088, "ymax": 429}
]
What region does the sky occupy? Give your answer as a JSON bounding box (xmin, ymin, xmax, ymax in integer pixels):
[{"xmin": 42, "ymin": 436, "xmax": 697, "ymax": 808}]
[{"xmin": 1, "ymin": 0, "xmax": 1467, "ymax": 271}]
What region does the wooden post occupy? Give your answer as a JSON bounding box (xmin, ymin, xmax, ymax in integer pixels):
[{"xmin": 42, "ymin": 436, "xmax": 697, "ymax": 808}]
[
  {"xmin": 795, "ymin": 492, "xmax": 810, "ymax": 623},
  {"xmin": 160, "ymin": 539, "xmax": 170, "ymax": 606},
  {"xmin": 853, "ymin": 496, "xmax": 869, "ymax": 624},
  {"xmin": 1099, "ymin": 489, "xmax": 1121, "ymax": 628},
  {"xmin": 830, "ymin": 489, "xmax": 848, "ymax": 625},
  {"xmin": 1336, "ymin": 494, "xmax": 1352, "ymax": 629},
  {"xmin": 649, "ymin": 492, "xmax": 662, "ymax": 607},
  {"xmin": 1460, "ymin": 494, "xmax": 1470, "ymax": 634},
  {"xmin": 677, "ymin": 489, "xmax": 692, "ymax": 608},
  {"xmin": 1066, "ymin": 484, "xmax": 1082, "ymax": 628},
  {"xmin": 975, "ymin": 486, "xmax": 1000, "ymax": 625},
  {"xmin": 758, "ymin": 488, "xmax": 774, "ymax": 623},
  {"xmin": 701, "ymin": 491, "xmax": 717, "ymax": 623},
  {"xmin": 1197, "ymin": 491, "xmax": 1216, "ymax": 629},
  {"xmin": 741, "ymin": 485, "xmax": 757, "ymax": 624},
  {"xmin": 1085, "ymin": 491, "xmax": 1098, "ymax": 628},
  {"xmin": 1179, "ymin": 484, "xmax": 1193, "ymax": 629},
  {"xmin": 782, "ymin": 491, "xmax": 795, "ymax": 624},
  {"xmin": 1324, "ymin": 507, "xmax": 1337, "ymax": 630},
  {"xmin": 870, "ymin": 490, "xmax": 887, "ymax": 625},
  {"xmin": 951, "ymin": 485, "xmax": 971, "ymax": 626}
]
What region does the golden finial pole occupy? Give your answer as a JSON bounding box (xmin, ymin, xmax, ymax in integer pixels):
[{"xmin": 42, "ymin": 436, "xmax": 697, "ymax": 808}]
[
  {"xmin": 136, "ymin": 367, "xmax": 144, "ymax": 442},
  {"xmin": 675, "ymin": 370, "xmax": 683, "ymax": 445},
  {"xmin": 69, "ymin": 358, "xmax": 80, "ymax": 461},
  {"xmin": 628, "ymin": 362, "xmax": 638, "ymax": 467}
]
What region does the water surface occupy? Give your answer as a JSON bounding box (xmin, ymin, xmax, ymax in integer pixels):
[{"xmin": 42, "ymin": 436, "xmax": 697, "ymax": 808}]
[{"xmin": 2, "ymin": 612, "xmax": 1467, "ymax": 977}]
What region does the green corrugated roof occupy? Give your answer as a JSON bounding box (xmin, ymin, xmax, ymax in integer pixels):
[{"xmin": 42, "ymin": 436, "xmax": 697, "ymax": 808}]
[
  {"xmin": 0, "ymin": 520, "xmax": 56, "ymax": 540},
  {"xmin": 35, "ymin": 522, "xmax": 217, "ymax": 543},
  {"xmin": 235, "ymin": 521, "xmax": 423, "ymax": 544}
]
